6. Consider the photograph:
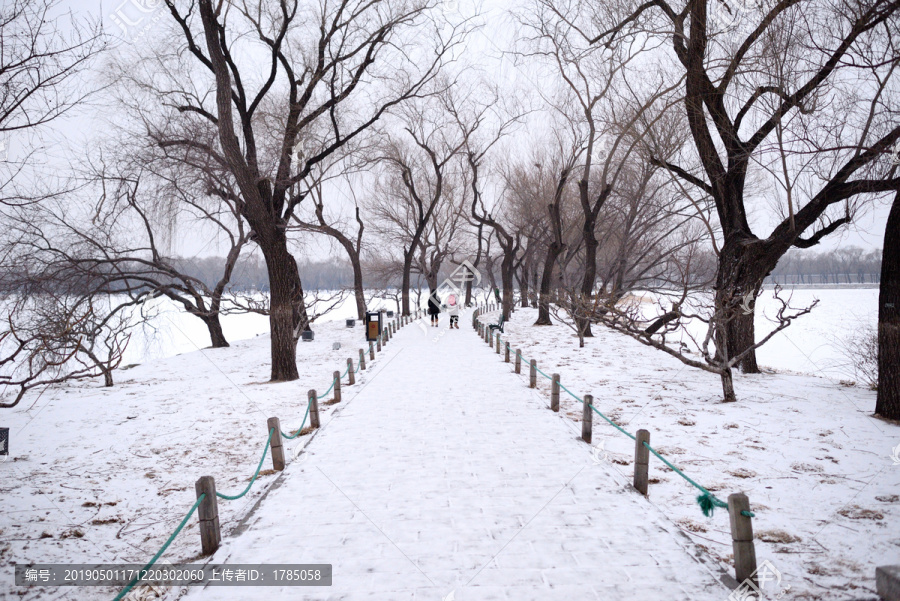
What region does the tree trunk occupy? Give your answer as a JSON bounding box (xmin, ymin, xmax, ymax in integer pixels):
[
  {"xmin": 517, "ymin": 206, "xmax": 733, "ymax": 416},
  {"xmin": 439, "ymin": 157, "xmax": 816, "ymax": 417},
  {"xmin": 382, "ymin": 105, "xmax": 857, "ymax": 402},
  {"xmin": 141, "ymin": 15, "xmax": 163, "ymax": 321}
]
[
  {"xmin": 714, "ymin": 235, "xmax": 776, "ymax": 374},
  {"xmin": 262, "ymin": 238, "xmax": 308, "ymax": 381},
  {"xmin": 720, "ymin": 367, "xmax": 736, "ymax": 403},
  {"xmin": 401, "ymin": 248, "xmax": 413, "ymax": 316},
  {"xmin": 501, "ymin": 254, "xmax": 514, "ymax": 321},
  {"xmin": 351, "ymin": 254, "xmax": 366, "ymax": 320},
  {"xmin": 579, "ymin": 233, "xmax": 598, "ymax": 338},
  {"xmin": 202, "ymin": 314, "xmax": 230, "ymax": 348},
  {"xmin": 535, "ymin": 246, "xmax": 564, "ymax": 325},
  {"xmin": 520, "ymin": 264, "xmax": 530, "ymax": 308},
  {"xmin": 876, "ymin": 192, "xmax": 900, "ymax": 420}
]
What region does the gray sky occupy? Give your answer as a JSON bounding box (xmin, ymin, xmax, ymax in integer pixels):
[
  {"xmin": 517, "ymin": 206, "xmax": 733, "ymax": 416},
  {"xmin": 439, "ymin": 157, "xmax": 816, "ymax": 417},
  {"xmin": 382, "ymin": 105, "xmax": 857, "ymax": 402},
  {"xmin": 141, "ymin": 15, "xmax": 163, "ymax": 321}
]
[{"xmin": 10, "ymin": 0, "xmax": 889, "ymax": 262}]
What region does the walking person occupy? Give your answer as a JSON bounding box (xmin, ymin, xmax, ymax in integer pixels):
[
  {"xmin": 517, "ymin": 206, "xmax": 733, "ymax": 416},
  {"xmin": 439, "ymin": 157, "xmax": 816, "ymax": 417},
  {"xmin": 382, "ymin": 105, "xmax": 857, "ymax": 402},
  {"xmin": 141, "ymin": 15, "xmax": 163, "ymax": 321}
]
[
  {"xmin": 447, "ymin": 292, "xmax": 460, "ymax": 329},
  {"xmin": 427, "ymin": 289, "xmax": 441, "ymax": 327}
]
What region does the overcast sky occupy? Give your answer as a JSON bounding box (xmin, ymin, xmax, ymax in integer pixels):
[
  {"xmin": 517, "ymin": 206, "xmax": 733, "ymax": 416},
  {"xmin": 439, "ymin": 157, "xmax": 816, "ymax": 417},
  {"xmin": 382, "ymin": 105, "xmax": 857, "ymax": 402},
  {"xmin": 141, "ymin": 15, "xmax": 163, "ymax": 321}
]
[{"xmin": 7, "ymin": 0, "xmax": 889, "ymax": 262}]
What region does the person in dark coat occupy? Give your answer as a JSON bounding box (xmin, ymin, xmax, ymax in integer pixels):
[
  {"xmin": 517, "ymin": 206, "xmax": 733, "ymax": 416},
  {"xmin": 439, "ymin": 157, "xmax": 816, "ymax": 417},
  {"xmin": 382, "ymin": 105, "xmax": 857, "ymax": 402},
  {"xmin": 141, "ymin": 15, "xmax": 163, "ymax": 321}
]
[{"xmin": 427, "ymin": 289, "xmax": 441, "ymax": 327}]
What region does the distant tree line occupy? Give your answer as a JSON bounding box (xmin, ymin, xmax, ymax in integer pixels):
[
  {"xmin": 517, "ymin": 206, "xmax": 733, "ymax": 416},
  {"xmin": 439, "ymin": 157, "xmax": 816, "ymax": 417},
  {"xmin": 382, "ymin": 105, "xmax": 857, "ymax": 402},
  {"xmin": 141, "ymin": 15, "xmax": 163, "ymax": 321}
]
[
  {"xmin": 169, "ymin": 256, "xmax": 357, "ymax": 292},
  {"xmin": 765, "ymin": 247, "xmax": 882, "ymax": 285}
]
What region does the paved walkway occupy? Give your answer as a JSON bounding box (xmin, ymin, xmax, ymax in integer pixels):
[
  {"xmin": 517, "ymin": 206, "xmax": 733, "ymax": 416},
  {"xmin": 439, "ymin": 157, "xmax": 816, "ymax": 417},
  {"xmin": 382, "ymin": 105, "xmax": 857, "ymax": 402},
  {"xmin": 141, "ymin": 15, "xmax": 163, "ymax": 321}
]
[{"xmin": 188, "ymin": 310, "xmax": 729, "ymax": 600}]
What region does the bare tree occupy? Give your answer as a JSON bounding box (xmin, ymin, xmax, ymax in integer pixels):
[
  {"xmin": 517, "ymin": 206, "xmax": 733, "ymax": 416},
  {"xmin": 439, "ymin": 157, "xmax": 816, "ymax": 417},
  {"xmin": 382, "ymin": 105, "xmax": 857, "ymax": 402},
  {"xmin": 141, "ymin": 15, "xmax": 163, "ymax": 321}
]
[
  {"xmin": 128, "ymin": 0, "xmax": 465, "ymax": 380},
  {"xmin": 584, "ymin": 0, "xmax": 900, "ymax": 373},
  {"xmin": 520, "ymin": 0, "xmax": 681, "ymax": 335},
  {"xmin": 0, "ymin": 232, "xmax": 143, "ymax": 408},
  {"xmin": 371, "ymin": 92, "xmax": 475, "ymax": 315},
  {"xmin": 55, "ymin": 162, "xmax": 249, "ymax": 348},
  {"xmin": 0, "ymin": 0, "xmax": 102, "ymax": 204},
  {"xmin": 293, "ymin": 167, "xmax": 370, "ymax": 320}
]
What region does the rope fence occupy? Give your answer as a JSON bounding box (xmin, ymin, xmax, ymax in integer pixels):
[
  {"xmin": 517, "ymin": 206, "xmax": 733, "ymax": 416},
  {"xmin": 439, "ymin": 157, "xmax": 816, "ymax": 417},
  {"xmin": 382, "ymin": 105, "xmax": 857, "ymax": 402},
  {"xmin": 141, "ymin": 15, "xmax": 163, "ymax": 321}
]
[
  {"xmin": 112, "ymin": 315, "xmax": 407, "ymax": 600},
  {"xmin": 473, "ymin": 305, "xmax": 760, "ymax": 586}
]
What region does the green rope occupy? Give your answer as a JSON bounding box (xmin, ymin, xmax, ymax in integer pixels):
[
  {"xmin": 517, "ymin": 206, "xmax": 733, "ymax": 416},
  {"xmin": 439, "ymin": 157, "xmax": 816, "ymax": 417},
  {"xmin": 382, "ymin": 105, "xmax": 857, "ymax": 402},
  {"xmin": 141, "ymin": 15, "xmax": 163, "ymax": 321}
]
[
  {"xmin": 510, "ymin": 346, "xmax": 747, "ymax": 518},
  {"xmin": 112, "ymin": 494, "xmax": 205, "ymax": 601},
  {"xmin": 216, "ymin": 428, "xmax": 274, "ymax": 501},
  {"xmin": 318, "ymin": 375, "xmax": 337, "ymax": 399},
  {"xmin": 642, "ymin": 441, "xmax": 730, "ymax": 516},
  {"xmin": 342, "ymin": 363, "xmax": 351, "ymax": 378},
  {"xmin": 282, "ymin": 401, "xmax": 311, "ymax": 440}
]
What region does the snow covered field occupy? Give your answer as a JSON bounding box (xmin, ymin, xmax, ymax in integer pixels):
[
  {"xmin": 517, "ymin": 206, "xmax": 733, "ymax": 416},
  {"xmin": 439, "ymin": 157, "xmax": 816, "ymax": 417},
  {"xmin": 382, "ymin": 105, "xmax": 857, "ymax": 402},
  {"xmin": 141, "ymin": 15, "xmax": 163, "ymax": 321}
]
[
  {"xmin": 478, "ymin": 294, "xmax": 896, "ymax": 600},
  {"xmin": 0, "ymin": 287, "xmax": 896, "ymax": 600}
]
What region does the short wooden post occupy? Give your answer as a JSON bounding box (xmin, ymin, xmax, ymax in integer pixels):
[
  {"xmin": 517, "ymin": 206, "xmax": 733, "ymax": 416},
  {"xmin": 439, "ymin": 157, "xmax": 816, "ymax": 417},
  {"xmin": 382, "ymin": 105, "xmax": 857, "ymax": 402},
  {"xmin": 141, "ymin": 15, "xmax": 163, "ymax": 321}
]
[
  {"xmin": 308, "ymin": 389, "xmax": 320, "ymax": 428},
  {"xmin": 504, "ymin": 342, "xmax": 510, "ymax": 363},
  {"xmin": 529, "ymin": 359, "xmax": 537, "ymax": 388},
  {"xmin": 634, "ymin": 429, "xmax": 650, "ymax": 496},
  {"xmin": 383, "ymin": 328, "xmax": 389, "ymax": 345},
  {"xmin": 267, "ymin": 417, "xmax": 285, "ymax": 471},
  {"xmin": 347, "ymin": 359, "xmax": 355, "ymax": 385},
  {"xmin": 582, "ymin": 394, "xmax": 592, "ymax": 443},
  {"xmin": 495, "ymin": 334, "xmax": 501, "ymax": 354},
  {"xmin": 729, "ymin": 493, "xmax": 757, "ymax": 586},
  {"xmin": 195, "ymin": 476, "xmax": 220, "ymax": 555},
  {"xmin": 551, "ymin": 374, "xmax": 560, "ymax": 412},
  {"xmin": 515, "ymin": 349, "xmax": 521, "ymax": 374},
  {"xmin": 359, "ymin": 348, "xmax": 366, "ymax": 370},
  {"xmin": 377, "ymin": 335, "xmax": 381, "ymax": 352},
  {"xmin": 369, "ymin": 342, "xmax": 375, "ymax": 361},
  {"xmin": 333, "ymin": 371, "xmax": 341, "ymax": 402}
]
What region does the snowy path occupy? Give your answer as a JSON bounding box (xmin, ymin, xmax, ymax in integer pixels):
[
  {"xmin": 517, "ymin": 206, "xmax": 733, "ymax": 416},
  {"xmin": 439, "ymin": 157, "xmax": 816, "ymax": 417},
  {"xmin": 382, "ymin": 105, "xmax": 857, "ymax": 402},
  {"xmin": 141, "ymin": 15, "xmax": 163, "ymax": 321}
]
[{"xmin": 187, "ymin": 312, "xmax": 730, "ymax": 601}]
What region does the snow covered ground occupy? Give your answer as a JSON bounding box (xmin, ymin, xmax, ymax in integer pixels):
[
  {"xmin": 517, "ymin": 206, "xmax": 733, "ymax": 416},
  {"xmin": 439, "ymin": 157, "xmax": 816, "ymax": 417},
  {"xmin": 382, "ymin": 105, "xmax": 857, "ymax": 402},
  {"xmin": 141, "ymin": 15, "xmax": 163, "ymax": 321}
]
[
  {"xmin": 478, "ymin": 297, "xmax": 897, "ymax": 600},
  {"xmin": 0, "ymin": 287, "xmax": 896, "ymax": 601},
  {"xmin": 182, "ymin": 314, "xmax": 728, "ymax": 600},
  {"xmin": 1, "ymin": 317, "xmax": 382, "ymax": 601},
  {"xmin": 753, "ymin": 288, "xmax": 878, "ymax": 383}
]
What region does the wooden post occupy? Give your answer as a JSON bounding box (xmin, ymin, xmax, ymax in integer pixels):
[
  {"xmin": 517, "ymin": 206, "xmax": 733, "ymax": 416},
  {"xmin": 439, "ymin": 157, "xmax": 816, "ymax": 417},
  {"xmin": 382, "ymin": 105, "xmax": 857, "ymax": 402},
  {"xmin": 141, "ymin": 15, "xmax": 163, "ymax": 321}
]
[
  {"xmin": 529, "ymin": 359, "xmax": 537, "ymax": 388},
  {"xmin": 377, "ymin": 335, "xmax": 381, "ymax": 352},
  {"xmin": 308, "ymin": 389, "xmax": 320, "ymax": 428},
  {"xmin": 369, "ymin": 342, "xmax": 375, "ymax": 361},
  {"xmin": 267, "ymin": 417, "xmax": 285, "ymax": 471},
  {"xmin": 582, "ymin": 394, "xmax": 592, "ymax": 443},
  {"xmin": 634, "ymin": 429, "xmax": 650, "ymax": 496},
  {"xmin": 195, "ymin": 476, "xmax": 220, "ymax": 555},
  {"xmin": 729, "ymin": 493, "xmax": 757, "ymax": 586},
  {"xmin": 515, "ymin": 349, "xmax": 521, "ymax": 374},
  {"xmin": 359, "ymin": 348, "xmax": 366, "ymax": 370},
  {"xmin": 551, "ymin": 374, "xmax": 560, "ymax": 412},
  {"xmin": 504, "ymin": 342, "xmax": 510, "ymax": 363},
  {"xmin": 347, "ymin": 359, "xmax": 355, "ymax": 385},
  {"xmin": 333, "ymin": 371, "xmax": 341, "ymax": 402},
  {"xmin": 495, "ymin": 334, "xmax": 501, "ymax": 354}
]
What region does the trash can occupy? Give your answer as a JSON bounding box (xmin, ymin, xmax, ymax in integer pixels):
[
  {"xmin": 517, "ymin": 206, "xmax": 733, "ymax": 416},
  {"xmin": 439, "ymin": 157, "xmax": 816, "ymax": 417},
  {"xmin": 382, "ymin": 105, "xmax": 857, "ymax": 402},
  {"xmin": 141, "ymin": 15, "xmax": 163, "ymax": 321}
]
[
  {"xmin": 364, "ymin": 311, "xmax": 382, "ymax": 342},
  {"xmin": 301, "ymin": 330, "xmax": 314, "ymax": 342},
  {"xmin": 386, "ymin": 310, "xmax": 394, "ymax": 318},
  {"xmin": 346, "ymin": 319, "xmax": 356, "ymax": 328}
]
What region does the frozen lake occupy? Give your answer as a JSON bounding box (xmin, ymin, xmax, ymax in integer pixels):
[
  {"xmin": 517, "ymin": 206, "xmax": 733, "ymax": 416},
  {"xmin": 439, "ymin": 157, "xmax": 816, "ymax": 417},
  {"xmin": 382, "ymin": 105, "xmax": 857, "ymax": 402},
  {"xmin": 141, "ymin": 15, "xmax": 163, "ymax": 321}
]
[{"xmin": 123, "ymin": 287, "xmax": 878, "ymax": 384}]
